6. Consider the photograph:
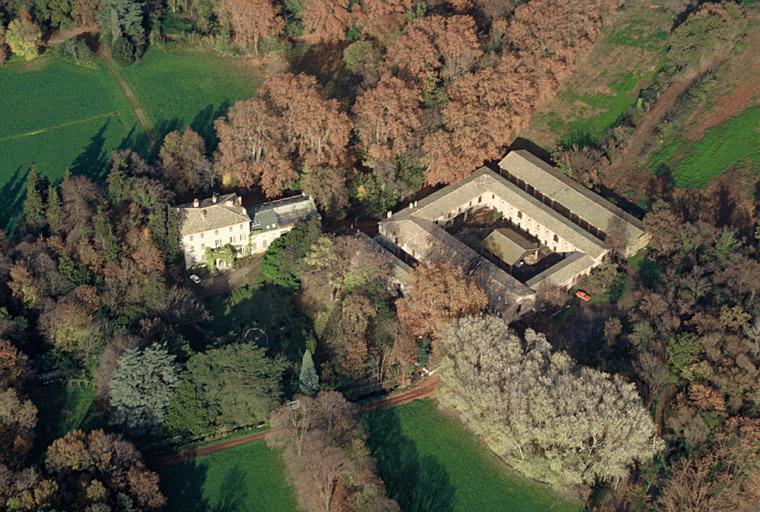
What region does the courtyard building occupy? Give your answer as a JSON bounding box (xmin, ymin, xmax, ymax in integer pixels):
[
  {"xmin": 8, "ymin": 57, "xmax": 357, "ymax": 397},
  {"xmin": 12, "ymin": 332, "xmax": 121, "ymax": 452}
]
[{"xmin": 376, "ymin": 150, "xmax": 650, "ymax": 318}]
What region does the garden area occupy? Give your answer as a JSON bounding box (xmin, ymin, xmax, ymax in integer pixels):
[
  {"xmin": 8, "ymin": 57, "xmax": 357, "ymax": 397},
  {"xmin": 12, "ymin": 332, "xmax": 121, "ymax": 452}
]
[
  {"xmin": 364, "ymin": 400, "xmax": 581, "ymax": 512},
  {"xmin": 0, "ymin": 45, "xmax": 260, "ymax": 233}
]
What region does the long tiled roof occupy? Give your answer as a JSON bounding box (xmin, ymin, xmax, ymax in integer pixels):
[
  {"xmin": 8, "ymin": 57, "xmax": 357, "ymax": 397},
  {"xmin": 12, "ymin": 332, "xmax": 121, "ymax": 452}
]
[
  {"xmin": 498, "ymin": 150, "xmax": 645, "ymax": 243},
  {"xmin": 250, "ymin": 195, "xmax": 318, "ymax": 232},
  {"xmin": 176, "ymin": 193, "xmax": 250, "ymax": 236}
]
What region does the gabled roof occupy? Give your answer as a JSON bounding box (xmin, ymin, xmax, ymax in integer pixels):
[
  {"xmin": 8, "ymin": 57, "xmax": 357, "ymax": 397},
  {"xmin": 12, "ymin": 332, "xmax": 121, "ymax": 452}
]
[
  {"xmin": 483, "ymin": 228, "xmax": 537, "ymax": 266},
  {"xmin": 498, "ymin": 150, "xmax": 645, "ymax": 244},
  {"xmin": 176, "ymin": 193, "xmax": 249, "ymax": 236},
  {"xmin": 250, "ymin": 195, "xmax": 318, "ymax": 232}
]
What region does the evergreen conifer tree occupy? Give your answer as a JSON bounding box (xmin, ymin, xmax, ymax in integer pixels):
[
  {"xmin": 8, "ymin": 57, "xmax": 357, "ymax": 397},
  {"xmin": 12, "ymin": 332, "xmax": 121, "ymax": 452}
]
[
  {"xmin": 45, "ymin": 182, "xmax": 63, "ymax": 234},
  {"xmin": 299, "ymin": 349, "xmax": 319, "ymax": 396},
  {"xmin": 23, "ymin": 166, "xmax": 45, "ymax": 230}
]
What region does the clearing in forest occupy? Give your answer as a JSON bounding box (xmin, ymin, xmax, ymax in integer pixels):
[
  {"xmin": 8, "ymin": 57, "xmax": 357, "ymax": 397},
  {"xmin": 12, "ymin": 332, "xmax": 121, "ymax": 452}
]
[{"xmin": 364, "ymin": 399, "xmax": 582, "ymax": 512}]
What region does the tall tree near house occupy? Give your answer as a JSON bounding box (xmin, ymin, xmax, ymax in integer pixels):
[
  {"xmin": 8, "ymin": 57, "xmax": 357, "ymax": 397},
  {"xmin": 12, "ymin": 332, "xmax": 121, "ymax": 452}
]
[
  {"xmin": 263, "ymin": 73, "xmax": 352, "ymax": 170},
  {"xmin": 214, "ymin": 98, "xmax": 296, "ymax": 196},
  {"xmin": 300, "ymin": 0, "xmax": 352, "ymax": 44},
  {"xmin": 23, "ymin": 167, "xmax": 45, "ymax": 231},
  {"xmin": 353, "ymin": 75, "xmax": 422, "ymax": 165},
  {"xmin": 215, "ymin": 0, "xmax": 284, "ymax": 56},
  {"xmin": 159, "ymin": 128, "xmax": 216, "ymax": 196},
  {"xmin": 300, "ymin": 166, "xmax": 349, "ymax": 218}
]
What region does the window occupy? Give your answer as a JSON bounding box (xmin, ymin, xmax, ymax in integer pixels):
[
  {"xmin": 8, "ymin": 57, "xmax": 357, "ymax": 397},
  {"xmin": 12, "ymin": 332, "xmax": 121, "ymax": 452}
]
[
  {"xmin": 229, "ymin": 236, "xmax": 233, "ymax": 243},
  {"xmin": 215, "ymin": 240, "xmax": 221, "ymax": 247},
  {"xmin": 491, "ymin": 193, "xmax": 495, "ymax": 199},
  {"xmin": 200, "ymin": 233, "xmax": 204, "ymax": 239},
  {"xmin": 229, "ymin": 226, "xmax": 233, "ymax": 232},
  {"xmin": 240, "ymin": 223, "xmax": 245, "ymax": 230},
  {"xmin": 252, "ymin": 242, "xmax": 257, "ymax": 250},
  {"xmin": 478, "ymin": 196, "xmax": 482, "ymax": 204},
  {"xmin": 553, "ymin": 234, "xmax": 558, "ymax": 242},
  {"xmin": 189, "ymin": 235, "xmax": 193, "ymax": 241},
  {"xmin": 517, "ymin": 211, "xmax": 523, "ymax": 219},
  {"xmin": 201, "ymin": 242, "xmax": 205, "ymax": 249}
]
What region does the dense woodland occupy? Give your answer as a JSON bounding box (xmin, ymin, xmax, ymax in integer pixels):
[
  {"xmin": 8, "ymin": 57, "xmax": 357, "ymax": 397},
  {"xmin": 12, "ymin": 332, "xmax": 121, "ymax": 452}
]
[{"xmin": 1, "ymin": 0, "xmax": 759, "ymax": 511}]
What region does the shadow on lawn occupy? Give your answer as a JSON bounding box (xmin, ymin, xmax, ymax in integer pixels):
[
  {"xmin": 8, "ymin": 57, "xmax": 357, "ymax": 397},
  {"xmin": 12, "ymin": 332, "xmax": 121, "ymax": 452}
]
[
  {"xmin": 364, "ymin": 408, "xmax": 455, "ymax": 512},
  {"xmin": 71, "ymin": 121, "xmax": 110, "ymax": 180},
  {"xmin": 0, "ymin": 165, "xmax": 27, "ymax": 233},
  {"xmin": 162, "ymin": 462, "xmax": 249, "ymax": 512}
]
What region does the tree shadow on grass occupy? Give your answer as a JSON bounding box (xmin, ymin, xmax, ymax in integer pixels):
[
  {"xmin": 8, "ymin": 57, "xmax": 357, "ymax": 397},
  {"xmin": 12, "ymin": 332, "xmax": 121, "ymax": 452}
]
[
  {"xmin": 213, "ymin": 466, "xmax": 249, "ymax": 512},
  {"xmin": 0, "ymin": 165, "xmax": 27, "ymax": 234},
  {"xmin": 70, "ymin": 120, "xmax": 110, "ymax": 180},
  {"xmin": 159, "ymin": 460, "xmax": 212, "ymax": 512},
  {"xmin": 364, "ymin": 408, "xmax": 456, "ymax": 512},
  {"xmin": 191, "ymin": 102, "xmax": 231, "ymax": 153}
]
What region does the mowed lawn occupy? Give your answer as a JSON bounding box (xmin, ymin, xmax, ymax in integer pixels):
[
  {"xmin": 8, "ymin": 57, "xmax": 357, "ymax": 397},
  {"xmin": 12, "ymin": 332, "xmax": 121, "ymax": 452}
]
[
  {"xmin": 121, "ymin": 47, "xmax": 261, "ymax": 146},
  {"xmin": 648, "ymin": 106, "xmax": 760, "ymax": 187},
  {"xmin": 0, "ymin": 56, "xmax": 138, "ymax": 231},
  {"xmin": 364, "ymin": 400, "xmax": 581, "ymax": 512},
  {"xmin": 158, "ymin": 441, "xmax": 297, "ymax": 512},
  {"xmin": 0, "ymin": 47, "xmax": 259, "ymax": 232}
]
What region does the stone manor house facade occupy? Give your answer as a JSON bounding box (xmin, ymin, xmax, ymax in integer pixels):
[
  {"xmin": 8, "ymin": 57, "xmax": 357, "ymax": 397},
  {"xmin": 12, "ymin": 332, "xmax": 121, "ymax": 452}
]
[
  {"xmin": 175, "ymin": 192, "xmax": 318, "ymax": 269},
  {"xmin": 374, "ymin": 150, "xmax": 650, "ymax": 318}
]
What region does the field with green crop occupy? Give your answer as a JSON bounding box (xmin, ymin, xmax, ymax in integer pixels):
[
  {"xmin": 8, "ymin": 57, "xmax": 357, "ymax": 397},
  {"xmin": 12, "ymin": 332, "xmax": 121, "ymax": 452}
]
[
  {"xmin": 364, "ymin": 399, "xmax": 581, "ymax": 512},
  {"xmin": 159, "ymin": 441, "xmax": 297, "ymax": 512},
  {"xmin": 0, "ymin": 46, "xmax": 259, "ymax": 232},
  {"xmin": 648, "ymin": 106, "xmax": 760, "ymax": 188}
]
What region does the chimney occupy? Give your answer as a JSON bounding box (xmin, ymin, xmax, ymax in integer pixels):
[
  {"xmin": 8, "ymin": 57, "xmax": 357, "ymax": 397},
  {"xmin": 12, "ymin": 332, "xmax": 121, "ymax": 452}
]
[
  {"xmin": 409, "ymin": 202, "xmax": 414, "ymax": 210},
  {"xmin": 386, "ymin": 211, "xmax": 392, "ymax": 219},
  {"xmin": 193, "ymin": 198, "xmax": 200, "ymax": 208},
  {"xmin": 212, "ymin": 193, "xmax": 218, "ymax": 204},
  {"xmin": 413, "ymin": 200, "xmax": 418, "ymax": 207},
  {"xmin": 237, "ymin": 195, "xmax": 242, "ymax": 206}
]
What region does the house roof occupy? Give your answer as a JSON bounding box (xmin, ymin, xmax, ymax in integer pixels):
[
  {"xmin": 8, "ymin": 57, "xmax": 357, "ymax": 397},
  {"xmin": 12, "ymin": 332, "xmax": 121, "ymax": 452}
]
[
  {"xmin": 483, "ymin": 228, "xmax": 537, "ymax": 266},
  {"xmin": 176, "ymin": 193, "xmax": 250, "ymax": 236},
  {"xmin": 250, "ymin": 195, "xmax": 318, "ymax": 232},
  {"xmin": 498, "ymin": 150, "xmax": 645, "ymax": 245}
]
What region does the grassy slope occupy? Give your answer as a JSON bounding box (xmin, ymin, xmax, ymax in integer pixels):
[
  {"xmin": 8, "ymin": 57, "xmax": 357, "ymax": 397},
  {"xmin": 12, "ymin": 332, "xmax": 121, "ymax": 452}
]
[
  {"xmin": 523, "ymin": 5, "xmax": 671, "ymax": 149},
  {"xmin": 159, "ymin": 441, "xmax": 298, "ymax": 512},
  {"xmin": 121, "ymin": 46, "xmax": 261, "ymax": 147},
  {"xmin": 364, "ymin": 400, "xmax": 581, "ymax": 512},
  {"xmin": 648, "ymin": 106, "xmax": 760, "ymax": 187}
]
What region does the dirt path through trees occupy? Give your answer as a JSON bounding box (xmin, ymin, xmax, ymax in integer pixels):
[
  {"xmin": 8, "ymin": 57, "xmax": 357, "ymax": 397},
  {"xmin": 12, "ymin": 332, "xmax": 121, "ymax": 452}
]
[
  {"xmin": 97, "ymin": 49, "xmax": 157, "ymax": 145},
  {"xmin": 157, "ymin": 376, "xmax": 439, "ymax": 465}
]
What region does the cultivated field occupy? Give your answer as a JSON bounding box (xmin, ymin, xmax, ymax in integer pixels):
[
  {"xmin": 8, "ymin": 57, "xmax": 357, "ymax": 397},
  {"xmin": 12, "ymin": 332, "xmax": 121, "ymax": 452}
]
[
  {"xmin": 364, "ymin": 399, "xmax": 581, "ymax": 512},
  {"xmin": 159, "ymin": 441, "xmax": 297, "ymax": 512},
  {"xmin": 0, "ymin": 46, "xmax": 260, "ymax": 232}
]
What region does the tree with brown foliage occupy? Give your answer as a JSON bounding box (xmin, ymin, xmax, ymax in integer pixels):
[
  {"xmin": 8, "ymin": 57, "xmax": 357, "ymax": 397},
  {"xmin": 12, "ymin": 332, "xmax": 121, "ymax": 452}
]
[
  {"xmin": 385, "ymin": 15, "xmax": 482, "ymax": 84},
  {"xmin": 214, "ymin": 98, "xmax": 296, "ymax": 197},
  {"xmin": 0, "ymin": 464, "xmax": 57, "ymax": 510},
  {"xmin": 301, "ymin": 166, "xmax": 349, "ymax": 218},
  {"xmin": 216, "ymin": 0, "xmax": 284, "ymax": 56},
  {"xmin": 159, "ymin": 128, "xmax": 215, "ymax": 196},
  {"xmin": 301, "ymin": 0, "xmax": 352, "ymax": 44},
  {"xmin": 353, "ymin": 75, "xmax": 422, "ymax": 165},
  {"xmin": 263, "ymin": 73, "xmax": 352, "ymax": 170},
  {"xmin": 46, "ymin": 429, "xmax": 165, "ymax": 510},
  {"xmin": 0, "ymin": 340, "xmax": 28, "ymax": 389},
  {"xmin": 353, "ymin": 0, "xmax": 411, "ymax": 43}
]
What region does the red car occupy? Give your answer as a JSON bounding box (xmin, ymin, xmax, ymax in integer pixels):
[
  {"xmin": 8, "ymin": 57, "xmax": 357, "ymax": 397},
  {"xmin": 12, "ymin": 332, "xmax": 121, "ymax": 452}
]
[{"xmin": 575, "ymin": 290, "xmax": 592, "ymax": 302}]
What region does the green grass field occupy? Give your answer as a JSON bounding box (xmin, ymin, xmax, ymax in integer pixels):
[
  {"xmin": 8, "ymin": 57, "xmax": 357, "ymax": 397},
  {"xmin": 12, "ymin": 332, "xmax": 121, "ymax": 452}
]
[
  {"xmin": 159, "ymin": 441, "xmax": 298, "ymax": 512},
  {"xmin": 648, "ymin": 106, "xmax": 760, "ymax": 187},
  {"xmin": 364, "ymin": 400, "xmax": 581, "ymax": 512},
  {"xmin": 121, "ymin": 46, "xmax": 260, "ymax": 146},
  {"xmin": 0, "ymin": 46, "xmax": 259, "ymax": 233}
]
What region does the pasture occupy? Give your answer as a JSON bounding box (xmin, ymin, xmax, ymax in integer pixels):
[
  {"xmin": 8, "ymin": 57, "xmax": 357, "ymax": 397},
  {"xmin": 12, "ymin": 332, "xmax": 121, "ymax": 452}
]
[
  {"xmin": 159, "ymin": 441, "xmax": 297, "ymax": 512},
  {"xmin": 364, "ymin": 399, "xmax": 581, "ymax": 512},
  {"xmin": 0, "ymin": 46, "xmax": 260, "ymax": 232}
]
